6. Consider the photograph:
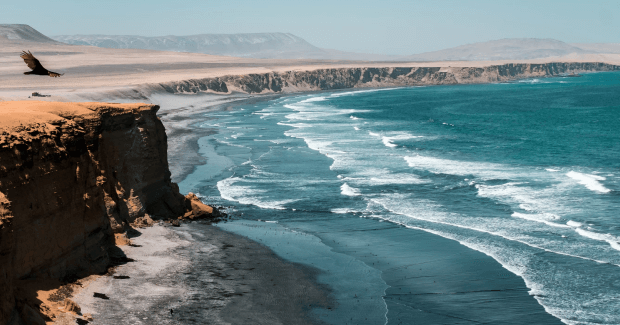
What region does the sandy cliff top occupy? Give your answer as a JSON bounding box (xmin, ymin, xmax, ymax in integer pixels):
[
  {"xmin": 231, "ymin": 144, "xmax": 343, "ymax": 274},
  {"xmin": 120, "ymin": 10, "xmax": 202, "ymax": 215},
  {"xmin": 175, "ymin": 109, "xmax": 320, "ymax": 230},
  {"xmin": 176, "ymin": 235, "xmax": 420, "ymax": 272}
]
[
  {"xmin": 0, "ymin": 101, "xmax": 153, "ymax": 130},
  {"xmin": 3, "ymin": 39, "xmax": 620, "ymax": 94}
]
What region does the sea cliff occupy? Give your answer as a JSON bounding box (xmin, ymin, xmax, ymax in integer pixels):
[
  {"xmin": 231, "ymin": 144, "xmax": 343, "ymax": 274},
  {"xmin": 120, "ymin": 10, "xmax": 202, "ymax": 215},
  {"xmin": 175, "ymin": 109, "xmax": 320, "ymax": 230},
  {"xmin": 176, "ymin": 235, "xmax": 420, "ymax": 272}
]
[
  {"xmin": 145, "ymin": 62, "xmax": 620, "ymax": 95},
  {"xmin": 1, "ymin": 62, "xmax": 619, "ymax": 324},
  {"xmin": 0, "ymin": 102, "xmax": 197, "ymax": 324}
]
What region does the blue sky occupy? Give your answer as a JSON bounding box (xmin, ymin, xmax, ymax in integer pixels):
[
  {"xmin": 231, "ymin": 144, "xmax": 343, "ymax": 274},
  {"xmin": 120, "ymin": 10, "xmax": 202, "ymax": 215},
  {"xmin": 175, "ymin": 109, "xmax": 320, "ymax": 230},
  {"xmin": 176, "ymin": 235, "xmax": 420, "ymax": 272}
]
[{"xmin": 2, "ymin": 0, "xmax": 619, "ymax": 55}]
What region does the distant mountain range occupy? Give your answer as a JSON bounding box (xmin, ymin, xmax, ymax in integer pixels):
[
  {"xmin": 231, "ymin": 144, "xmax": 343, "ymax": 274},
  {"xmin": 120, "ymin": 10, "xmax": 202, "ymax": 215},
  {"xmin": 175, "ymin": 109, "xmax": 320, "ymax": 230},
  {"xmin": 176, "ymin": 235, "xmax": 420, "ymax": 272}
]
[
  {"xmin": 52, "ymin": 33, "xmax": 327, "ymax": 59},
  {"xmin": 3, "ymin": 24, "xmax": 620, "ymax": 61},
  {"xmin": 402, "ymin": 38, "xmax": 591, "ymax": 61},
  {"xmin": 51, "ymin": 33, "xmax": 397, "ymax": 61},
  {"xmin": 51, "ymin": 33, "xmax": 620, "ymax": 61}
]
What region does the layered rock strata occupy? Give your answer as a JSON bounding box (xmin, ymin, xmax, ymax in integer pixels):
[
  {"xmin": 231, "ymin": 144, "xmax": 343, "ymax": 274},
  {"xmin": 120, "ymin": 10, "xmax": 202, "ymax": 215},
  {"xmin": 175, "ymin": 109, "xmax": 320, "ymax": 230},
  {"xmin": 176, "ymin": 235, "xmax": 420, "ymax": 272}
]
[
  {"xmin": 0, "ymin": 102, "xmax": 210, "ymax": 325},
  {"xmin": 147, "ymin": 62, "xmax": 620, "ymax": 95}
]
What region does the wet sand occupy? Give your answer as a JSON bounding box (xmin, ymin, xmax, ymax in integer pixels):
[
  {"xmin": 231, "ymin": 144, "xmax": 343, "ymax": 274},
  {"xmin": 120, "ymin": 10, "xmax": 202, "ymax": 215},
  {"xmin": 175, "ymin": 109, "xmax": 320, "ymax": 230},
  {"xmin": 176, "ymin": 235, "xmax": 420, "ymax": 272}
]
[{"xmin": 65, "ymin": 223, "xmax": 332, "ymax": 325}]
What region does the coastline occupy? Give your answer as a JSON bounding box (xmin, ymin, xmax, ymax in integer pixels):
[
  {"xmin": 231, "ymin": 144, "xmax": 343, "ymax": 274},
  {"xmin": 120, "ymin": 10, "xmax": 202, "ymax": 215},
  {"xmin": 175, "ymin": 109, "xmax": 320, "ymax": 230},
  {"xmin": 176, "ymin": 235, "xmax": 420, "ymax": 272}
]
[
  {"xmin": 161, "ymin": 88, "xmax": 566, "ymax": 324},
  {"xmin": 61, "ymin": 76, "xmax": 584, "ymax": 324},
  {"xmin": 36, "ymin": 93, "xmax": 335, "ymax": 325},
  {"xmin": 64, "ymin": 222, "xmax": 333, "ymax": 325},
  {"xmin": 5, "ymin": 67, "xmax": 614, "ymax": 324},
  {"xmin": 152, "ymin": 92, "xmax": 285, "ymax": 184}
]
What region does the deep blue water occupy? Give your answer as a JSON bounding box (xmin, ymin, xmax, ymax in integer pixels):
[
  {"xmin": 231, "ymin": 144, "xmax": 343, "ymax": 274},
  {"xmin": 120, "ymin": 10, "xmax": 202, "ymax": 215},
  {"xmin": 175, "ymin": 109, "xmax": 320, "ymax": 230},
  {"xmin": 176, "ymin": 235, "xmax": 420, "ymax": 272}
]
[{"xmin": 179, "ymin": 72, "xmax": 620, "ymax": 325}]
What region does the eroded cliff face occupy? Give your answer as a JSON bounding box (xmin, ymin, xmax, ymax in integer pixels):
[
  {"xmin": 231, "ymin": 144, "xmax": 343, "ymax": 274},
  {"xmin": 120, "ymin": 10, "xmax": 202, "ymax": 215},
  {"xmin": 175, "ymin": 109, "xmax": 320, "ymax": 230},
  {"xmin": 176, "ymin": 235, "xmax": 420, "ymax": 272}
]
[
  {"xmin": 0, "ymin": 102, "xmax": 188, "ymax": 324},
  {"xmin": 148, "ymin": 62, "xmax": 620, "ymax": 95}
]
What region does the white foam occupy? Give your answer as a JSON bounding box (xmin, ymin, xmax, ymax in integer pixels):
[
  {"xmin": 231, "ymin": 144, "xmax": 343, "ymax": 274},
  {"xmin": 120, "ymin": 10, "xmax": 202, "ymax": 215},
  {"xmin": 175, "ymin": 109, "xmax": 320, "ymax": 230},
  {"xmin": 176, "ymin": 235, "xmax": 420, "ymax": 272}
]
[
  {"xmin": 477, "ymin": 182, "xmax": 562, "ymax": 212},
  {"xmin": 367, "ymin": 174, "xmax": 428, "ymax": 185},
  {"xmin": 268, "ymin": 139, "xmax": 293, "ymax": 144},
  {"xmin": 200, "ymin": 122, "xmax": 222, "ymax": 127},
  {"xmin": 253, "ymin": 109, "xmax": 283, "ymax": 119},
  {"xmin": 329, "ymin": 88, "xmax": 399, "ymax": 98},
  {"xmin": 300, "ymin": 96, "xmax": 327, "ymax": 103},
  {"xmin": 342, "ymin": 167, "xmax": 429, "ymax": 186},
  {"xmin": 575, "ymin": 228, "xmax": 620, "ymax": 251},
  {"xmin": 283, "ymin": 103, "xmax": 303, "ymax": 110},
  {"xmin": 302, "ymin": 138, "xmax": 334, "ymax": 153},
  {"xmin": 350, "ymin": 116, "xmax": 360, "ymax": 120},
  {"xmin": 512, "ymin": 212, "xmax": 570, "ymax": 228},
  {"xmin": 546, "ymin": 168, "xmax": 560, "ymax": 172},
  {"xmin": 566, "ymin": 220, "xmax": 583, "ymax": 228},
  {"xmin": 284, "ymin": 104, "xmax": 370, "ymax": 121},
  {"xmin": 382, "ymin": 137, "xmax": 398, "ymax": 148},
  {"xmin": 354, "ymin": 126, "xmax": 360, "ymax": 131},
  {"xmin": 277, "ymin": 122, "xmax": 312, "ymax": 128},
  {"xmin": 404, "ymin": 155, "xmax": 513, "ymax": 179},
  {"xmin": 368, "ymin": 131, "xmax": 380, "ymax": 137},
  {"xmin": 217, "ymin": 177, "xmax": 298, "ymax": 210},
  {"xmin": 381, "ymin": 134, "xmax": 423, "ymax": 148},
  {"xmin": 341, "ymin": 183, "xmax": 361, "ymax": 196},
  {"xmin": 566, "ymin": 171, "xmax": 611, "ymax": 193},
  {"xmin": 331, "ymin": 208, "xmax": 361, "ymax": 214},
  {"xmin": 216, "ymin": 138, "xmax": 247, "ymax": 148}
]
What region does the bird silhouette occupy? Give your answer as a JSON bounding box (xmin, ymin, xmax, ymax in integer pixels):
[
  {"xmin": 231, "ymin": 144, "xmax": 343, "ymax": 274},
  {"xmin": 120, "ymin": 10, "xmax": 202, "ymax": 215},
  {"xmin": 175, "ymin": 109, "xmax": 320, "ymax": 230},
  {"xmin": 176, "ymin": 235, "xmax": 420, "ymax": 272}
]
[{"xmin": 20, "ymin": 51, "xmax": 63, "ymax": 77}]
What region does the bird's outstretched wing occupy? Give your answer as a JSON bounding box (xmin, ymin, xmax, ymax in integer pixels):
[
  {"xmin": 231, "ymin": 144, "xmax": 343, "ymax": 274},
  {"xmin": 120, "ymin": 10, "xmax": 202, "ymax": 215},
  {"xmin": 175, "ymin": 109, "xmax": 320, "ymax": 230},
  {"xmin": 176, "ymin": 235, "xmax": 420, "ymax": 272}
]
[{"xmin": 20, "ymin": 50, "xmax": 42, "ymax": 70}]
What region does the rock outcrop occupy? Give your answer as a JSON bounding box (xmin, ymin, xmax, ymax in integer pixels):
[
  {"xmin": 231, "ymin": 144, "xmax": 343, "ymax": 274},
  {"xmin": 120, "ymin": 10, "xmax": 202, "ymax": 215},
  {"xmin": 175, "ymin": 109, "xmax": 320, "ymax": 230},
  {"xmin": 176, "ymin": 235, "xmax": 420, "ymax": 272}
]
[
  {"xmin": 62, "ymin": 299, "xmax": 81, "ymax": 315},
  {"xmin": 145, "ymin": 62, "xmax": 620, "ymax": 95},
  {"xmin": 0, "ymin": 102, "xmax": 215, "ymax": 325},
  {"xmin": 183, "ymin": 193, "xmax": 219, "ymax": 220}
]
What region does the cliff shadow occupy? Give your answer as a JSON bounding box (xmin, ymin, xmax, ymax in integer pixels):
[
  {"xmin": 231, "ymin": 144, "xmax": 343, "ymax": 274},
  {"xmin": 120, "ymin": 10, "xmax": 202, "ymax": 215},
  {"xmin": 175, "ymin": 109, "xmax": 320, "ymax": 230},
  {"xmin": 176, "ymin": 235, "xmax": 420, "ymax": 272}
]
[{"xmin": 106, "ymin": 244, "xmax": 136, "ymax": 270}]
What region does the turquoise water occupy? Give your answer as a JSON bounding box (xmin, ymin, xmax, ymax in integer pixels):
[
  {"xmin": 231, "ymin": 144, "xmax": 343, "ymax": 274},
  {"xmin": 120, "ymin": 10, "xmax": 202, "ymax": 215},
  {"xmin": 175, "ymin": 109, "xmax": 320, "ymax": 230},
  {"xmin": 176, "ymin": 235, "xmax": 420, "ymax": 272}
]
[{"xmin": 180, "ymin": 72, "xmax": 620, "ymax": 324}]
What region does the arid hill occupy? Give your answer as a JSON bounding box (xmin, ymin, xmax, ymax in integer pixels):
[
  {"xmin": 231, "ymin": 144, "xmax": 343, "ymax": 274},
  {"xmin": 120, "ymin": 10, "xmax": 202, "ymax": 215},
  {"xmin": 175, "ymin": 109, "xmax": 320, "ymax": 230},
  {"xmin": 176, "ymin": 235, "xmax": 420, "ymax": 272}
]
[
  {"xmin": 0, "ymin": 24, "xmax": 60, "ymax": 43},
  {"xmin": 401, "ymin": 38, "xmax": 591, "ymax": 61}
]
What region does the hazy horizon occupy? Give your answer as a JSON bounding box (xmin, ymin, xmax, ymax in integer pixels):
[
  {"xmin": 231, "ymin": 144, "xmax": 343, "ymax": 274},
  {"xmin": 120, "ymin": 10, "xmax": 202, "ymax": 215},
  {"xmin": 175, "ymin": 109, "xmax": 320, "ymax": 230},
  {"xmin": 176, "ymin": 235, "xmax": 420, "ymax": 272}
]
[{"xmin": 2, "ymin": 0, "xmax": 620, "ymax": 55}]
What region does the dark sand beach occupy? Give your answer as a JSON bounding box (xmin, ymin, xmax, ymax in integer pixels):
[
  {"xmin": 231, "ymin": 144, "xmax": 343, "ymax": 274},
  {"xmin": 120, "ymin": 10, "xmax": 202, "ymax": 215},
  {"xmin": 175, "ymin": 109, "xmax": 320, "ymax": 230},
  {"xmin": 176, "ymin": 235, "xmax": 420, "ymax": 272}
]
[{"xmin": 66, "ymin": 223, "xmax": 333, "ymax": 325}]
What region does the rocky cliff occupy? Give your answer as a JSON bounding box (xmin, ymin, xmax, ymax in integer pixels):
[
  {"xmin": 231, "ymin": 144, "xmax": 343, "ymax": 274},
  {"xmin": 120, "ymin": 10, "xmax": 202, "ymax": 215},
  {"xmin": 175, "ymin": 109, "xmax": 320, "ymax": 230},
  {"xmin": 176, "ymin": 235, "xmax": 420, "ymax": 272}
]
[
  {"xmin": 146, "ymin": 62, "xmax": 620, "ymax": 95},
  {"xmin": 1, "ymin": 62, "xmax": 619, "ymax": 324},
  {"xmin": 0, "ymin": 102, "xmax": 195, "ymax": 325}
]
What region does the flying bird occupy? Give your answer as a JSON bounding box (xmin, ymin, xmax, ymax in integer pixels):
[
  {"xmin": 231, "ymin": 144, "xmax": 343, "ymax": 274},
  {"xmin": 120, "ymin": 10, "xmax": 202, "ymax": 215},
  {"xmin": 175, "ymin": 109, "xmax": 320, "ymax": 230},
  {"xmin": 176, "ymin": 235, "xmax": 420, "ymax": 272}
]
[{"xmin": 20, "ymin": 51, "xmax": 63, "ymax": 77}]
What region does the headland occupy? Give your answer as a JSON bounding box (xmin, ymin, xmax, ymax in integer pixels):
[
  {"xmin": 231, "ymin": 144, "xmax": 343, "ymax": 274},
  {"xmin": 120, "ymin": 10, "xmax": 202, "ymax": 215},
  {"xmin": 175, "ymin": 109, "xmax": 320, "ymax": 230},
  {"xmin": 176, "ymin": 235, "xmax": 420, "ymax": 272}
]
[{"xmin": 1, "ymin": 37, "xmax": 620, "ymax": 325}]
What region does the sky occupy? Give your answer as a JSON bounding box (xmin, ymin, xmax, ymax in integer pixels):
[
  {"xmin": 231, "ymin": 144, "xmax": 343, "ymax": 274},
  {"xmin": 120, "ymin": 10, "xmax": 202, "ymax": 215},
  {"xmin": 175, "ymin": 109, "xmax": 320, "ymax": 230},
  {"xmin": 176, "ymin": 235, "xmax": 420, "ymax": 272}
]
[{"xmin": 2, "ymin": 0, "xmax": 620, "ymax": 55}]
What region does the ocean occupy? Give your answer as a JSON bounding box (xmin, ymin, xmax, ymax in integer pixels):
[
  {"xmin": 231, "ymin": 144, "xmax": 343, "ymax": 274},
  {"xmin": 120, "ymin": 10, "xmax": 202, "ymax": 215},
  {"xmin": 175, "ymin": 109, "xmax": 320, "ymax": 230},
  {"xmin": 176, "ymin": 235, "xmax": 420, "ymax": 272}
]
[{"xmin": 178, "ymin": 72, "xmax": 620, "ymax": 325}]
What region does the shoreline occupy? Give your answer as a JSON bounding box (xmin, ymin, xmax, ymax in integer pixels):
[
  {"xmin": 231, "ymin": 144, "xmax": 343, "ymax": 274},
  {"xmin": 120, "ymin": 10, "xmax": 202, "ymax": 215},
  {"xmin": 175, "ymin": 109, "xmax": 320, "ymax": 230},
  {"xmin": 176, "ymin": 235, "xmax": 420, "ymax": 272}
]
[
  {"xmin": 64, "ymin": 221, "xmax": 333, "ymax": 325},
  {"xmin": 154, "ymin": 92, "xmax": 286, "ymax": 183},
  {"xmin": 160, "ymin": 87, "xmax": 569, "ymax": 324},
  {"xmin": 86, "ymin": 75, "xmax": 598, "ymax": 324},
  {"xmin": 8, "ymin": 70, "xmax": 607, "ymax": 324}
]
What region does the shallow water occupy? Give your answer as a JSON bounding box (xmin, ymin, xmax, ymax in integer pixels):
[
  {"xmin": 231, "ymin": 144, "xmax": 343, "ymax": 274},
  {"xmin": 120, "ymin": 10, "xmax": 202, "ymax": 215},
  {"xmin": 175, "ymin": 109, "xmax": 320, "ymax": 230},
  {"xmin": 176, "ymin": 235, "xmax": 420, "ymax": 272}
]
[{"xmin": 179, "ymin": 72, "xmax": 620, "ymax": 325}]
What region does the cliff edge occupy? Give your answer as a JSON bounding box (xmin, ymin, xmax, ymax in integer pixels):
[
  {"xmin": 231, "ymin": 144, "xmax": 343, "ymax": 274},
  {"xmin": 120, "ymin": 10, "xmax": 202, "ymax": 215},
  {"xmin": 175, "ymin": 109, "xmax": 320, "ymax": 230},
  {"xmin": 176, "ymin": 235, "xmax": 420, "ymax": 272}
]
[
  {"xmin": 145, "ymin": 62, "xmax": 620, "ymax": 95},
  {"xmin": 0, "ymin": 102, "xmax": 203, "ymax": 324}
]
